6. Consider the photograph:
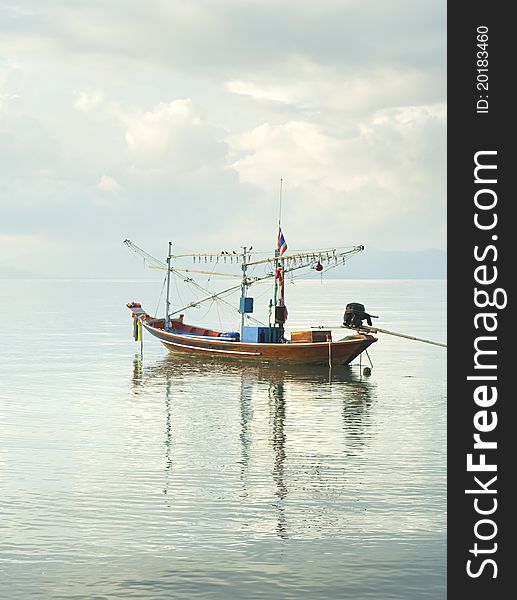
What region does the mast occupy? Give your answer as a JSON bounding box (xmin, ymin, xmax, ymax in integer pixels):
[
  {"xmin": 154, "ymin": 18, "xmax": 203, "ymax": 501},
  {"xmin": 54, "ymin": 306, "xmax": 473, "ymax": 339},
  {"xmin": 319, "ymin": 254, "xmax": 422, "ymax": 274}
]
[
  {"xmin": 240, "ymin": 246, "xmax": 248, "ymax": 338},
  {"xmin": 275, "ymin": 178, "xmax": 287, "ymax": 337},
  {"xmin": 272, "ymin": 248, "xmax": 279, "ymax": 308},
  {"xmin": 165, "ymin": 241, "xmax": 172, "ymax": 330},
  {"xmin": 272, "ymin": 178, "xmax": 283, "ymax": 310}
]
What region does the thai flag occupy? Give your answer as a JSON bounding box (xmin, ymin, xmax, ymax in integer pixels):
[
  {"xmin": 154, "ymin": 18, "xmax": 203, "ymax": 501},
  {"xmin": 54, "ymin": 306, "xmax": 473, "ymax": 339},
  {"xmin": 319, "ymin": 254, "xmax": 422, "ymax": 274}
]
[{"xmin": 277, "ymin": 227, "xmax": 287, "ymax": 255}]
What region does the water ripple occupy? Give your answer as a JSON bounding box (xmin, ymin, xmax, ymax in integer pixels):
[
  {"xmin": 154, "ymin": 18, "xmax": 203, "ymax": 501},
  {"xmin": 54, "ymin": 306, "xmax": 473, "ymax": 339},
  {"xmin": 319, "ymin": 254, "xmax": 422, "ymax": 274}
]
[{"xmin": 0, "ymin": 279, "xmax": 446, "ymax": 599}]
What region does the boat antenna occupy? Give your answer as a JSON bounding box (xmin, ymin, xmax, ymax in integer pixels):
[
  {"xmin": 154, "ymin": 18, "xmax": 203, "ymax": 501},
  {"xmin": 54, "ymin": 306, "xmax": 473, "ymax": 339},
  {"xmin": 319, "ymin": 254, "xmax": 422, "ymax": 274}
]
[
  {"xmin": 272, "ymin": 179, "xmax": 283, "ymax": 311},
  {"xmin": 278, "ymin": 177, "xmax": 283, "ymax": 227},
  {"xmin": 278, "ymin": 179, "xmax": 286, "ymax": 310},
  {"xmin": 273, "ymin": 178, "xmax": 288, "ymax": 339},
  {"xmin": 165, "ymin": 241, "xmax": 172, "ymax": 330}
]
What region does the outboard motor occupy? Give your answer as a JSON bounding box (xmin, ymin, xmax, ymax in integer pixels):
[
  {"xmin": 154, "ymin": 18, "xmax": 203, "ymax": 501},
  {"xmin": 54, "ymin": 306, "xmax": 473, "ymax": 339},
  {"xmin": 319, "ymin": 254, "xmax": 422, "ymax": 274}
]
[{"xmin": 343, "ymin": 302, "xmax": 377, "ymax": 328}]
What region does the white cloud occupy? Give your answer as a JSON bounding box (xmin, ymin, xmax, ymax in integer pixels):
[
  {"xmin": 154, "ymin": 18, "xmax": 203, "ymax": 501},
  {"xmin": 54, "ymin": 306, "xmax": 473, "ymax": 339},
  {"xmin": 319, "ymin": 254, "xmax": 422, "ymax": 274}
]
[
  {"xmin": 228, "ymin": 103, "xmax": 446, "ymax": 248},
  {"xmin": 0, "ymin": 1, "xmax": 445, "ymax": 76},
  {"xmin": 98, "ymin": 174, "xmax": 120, "ymax": 192},
  {"xmin": 115, "ymin": 99, "xmax": 227, "ymax": 174},
  {"xmin": 74, "ymin": 91, "xmax": 104, "ymax": 112},
  {"xmin": 0, "ymin": 93, "xmax": 20, "ymax": 111},
  {"xmin": 123, "ymin": 99, "xmax": 197, "ymax": 152},
  {"xmin": 230, "ymin": 103, "xmax": 446, "ymax": 193},
  {"xmin": 0, "ymin": 1, "xmax": 446, "ymax": 275},
  {"xmin": 226, "ymin": 80, "xmax": 291, "ymax": 105},
  {"xmin": 230, "ymin": 121, "xmax": 340, "ymax": 186},
  {"xmin": 225, "ymin": 60, "xmax": 442, "ymax": 117}
]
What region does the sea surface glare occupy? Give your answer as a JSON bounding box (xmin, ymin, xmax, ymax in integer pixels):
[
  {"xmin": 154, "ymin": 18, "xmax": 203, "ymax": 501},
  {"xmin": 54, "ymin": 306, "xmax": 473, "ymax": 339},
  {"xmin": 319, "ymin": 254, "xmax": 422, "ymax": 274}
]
[{"xmin": 0, "ymin": 278, "xmax": 446, "ymax": 599}]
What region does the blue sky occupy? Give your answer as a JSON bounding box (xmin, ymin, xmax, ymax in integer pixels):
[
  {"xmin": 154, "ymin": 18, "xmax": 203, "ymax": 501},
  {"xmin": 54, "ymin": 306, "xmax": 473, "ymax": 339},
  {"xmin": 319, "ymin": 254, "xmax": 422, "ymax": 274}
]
[{"xmin": 0, "ymin": 1, "xmax": 446, "ymax": 277}]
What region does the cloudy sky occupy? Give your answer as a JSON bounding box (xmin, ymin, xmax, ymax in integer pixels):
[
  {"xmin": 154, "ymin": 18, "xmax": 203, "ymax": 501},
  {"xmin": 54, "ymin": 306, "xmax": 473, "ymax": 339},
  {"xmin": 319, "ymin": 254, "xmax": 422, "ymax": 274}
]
[{"xmin": 0, "ymin": 0, "xmax": 446, "ymax": 277}]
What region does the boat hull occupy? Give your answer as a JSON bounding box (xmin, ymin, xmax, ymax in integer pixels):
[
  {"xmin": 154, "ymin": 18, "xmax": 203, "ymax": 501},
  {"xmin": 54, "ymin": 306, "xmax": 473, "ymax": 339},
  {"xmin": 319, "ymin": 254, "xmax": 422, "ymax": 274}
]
[{"xmin": 142, "ymin": 321, "xmax": 376, "ymax": 366}]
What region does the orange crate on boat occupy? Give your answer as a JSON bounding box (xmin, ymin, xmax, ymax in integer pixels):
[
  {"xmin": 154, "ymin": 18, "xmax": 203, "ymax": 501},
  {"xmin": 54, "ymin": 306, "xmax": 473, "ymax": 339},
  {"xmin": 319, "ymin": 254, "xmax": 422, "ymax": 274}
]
[{"xmin": 291, "ymin": 330, "xmax": 332, "ymax": 343}]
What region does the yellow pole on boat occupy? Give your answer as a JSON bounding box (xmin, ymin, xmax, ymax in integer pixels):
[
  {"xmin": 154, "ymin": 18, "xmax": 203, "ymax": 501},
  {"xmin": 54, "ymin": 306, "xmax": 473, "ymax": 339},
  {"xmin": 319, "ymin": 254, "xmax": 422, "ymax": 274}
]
[{"xmin": 138, "ymin": 319, "xmax": 143, "ymax": 355}]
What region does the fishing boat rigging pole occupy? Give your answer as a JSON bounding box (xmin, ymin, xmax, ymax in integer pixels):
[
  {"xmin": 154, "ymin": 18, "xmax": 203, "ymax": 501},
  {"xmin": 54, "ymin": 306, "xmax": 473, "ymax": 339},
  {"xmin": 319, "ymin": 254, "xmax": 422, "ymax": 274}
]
[
  {"xmin": 124, "ymin": 239, "xmax": 248, "ymax": 320},
  {"xmin": 124, "ymin": 239, "xmax": 364, "ymax": 326}
]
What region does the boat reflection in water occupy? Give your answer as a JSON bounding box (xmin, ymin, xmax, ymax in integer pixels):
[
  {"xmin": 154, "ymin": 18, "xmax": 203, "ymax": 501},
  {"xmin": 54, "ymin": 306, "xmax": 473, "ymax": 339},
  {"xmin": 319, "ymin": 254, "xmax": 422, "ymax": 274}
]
[{"xmin": 130, "ymin": 354, "xmax": 376, "ymax": 541}]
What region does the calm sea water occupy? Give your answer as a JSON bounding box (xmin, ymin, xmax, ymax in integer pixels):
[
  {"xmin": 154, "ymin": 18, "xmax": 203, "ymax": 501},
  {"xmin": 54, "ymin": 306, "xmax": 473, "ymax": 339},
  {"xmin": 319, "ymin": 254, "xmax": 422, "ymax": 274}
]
[{"xmin": 0, "ymin": 278, "xmax": 446, "ymax": 599}]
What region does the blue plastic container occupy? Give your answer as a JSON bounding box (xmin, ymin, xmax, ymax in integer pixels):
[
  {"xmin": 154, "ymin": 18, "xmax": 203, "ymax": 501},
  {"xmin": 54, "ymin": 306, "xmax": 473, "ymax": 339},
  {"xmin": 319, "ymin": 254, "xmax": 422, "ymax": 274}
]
[
  {"xmin": 242, "ymin": 326, "xmax": 280, "ymax": 343},
  {"xmin": 239, "ymin": 297, "xmax": 254, "ymax": 314}
]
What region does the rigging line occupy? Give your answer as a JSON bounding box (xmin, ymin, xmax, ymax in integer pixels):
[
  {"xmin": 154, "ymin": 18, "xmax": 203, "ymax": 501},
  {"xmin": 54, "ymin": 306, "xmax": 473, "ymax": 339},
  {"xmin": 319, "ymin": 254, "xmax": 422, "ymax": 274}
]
[
  {"xmin": 193, "ymin": 280, "xmax": 265, "ymax": 326},
  {"xmin": 172, "ymin": 272, "xmax": 185, "ymax": 307},
  {"xmin": 184, "ymin": 278, "xmax": 203, "ymax": 296},
  {"xmin": 206, "ymin": 255, "xmax": 225, "ymax": 284},
  {"xmin": 198, "ymin": 300, "xmax": 216, "ymax": 322},
  {"xmin": 125, "ymin": 239, "xmax": 361, "ymax": 263},
  {"xmin": 252, "ymin": 285, "xmax": 273, "ymax": 300},
  {"xmin": 179, "ymin": 269, "xmax": 212, "ymax": 297},
  {"xmin": 184, "ymin": 283, "xmax": 205, "ymax": 304},
  {"xmin": 213, "ymin": 290, "xmax": 246, "ymax": 316},
  {"xmin": 212, "ymin": 291, "xmax": 265, "ymax": 325},
  {"xmin": 215, "ymin": 299, "xmax": 223, "ymax": 331},
  {"xmin": 170, "ymin": 251, "xmax": 246, "ymax": 259},
  {"xmin": 245, "ymin": 247, "xmax": 363, "ymax": 268},
  {"xmin": 154, "ymin": 275, "xmax": 167, "ymax": 317},
  {"xmin": 205, "ymin": 260, "xmax": 216, "ymax": 285},
  {"xmin": 180, "ymin": 273, "xmax": 244, "ymax": 318},
  {"xmin": 286, "ymin": 257, "xmax": 344, "ymax": 283},
  {"xmin": 149, "ymin": 265, "xmax": 242, "ymax": 278},
  {"xmin": 184, "ymin": 273, "xmax": 224, "ymax": 299},
  {"xmin": 246, "ymin": 314, "xmax": 266, "ymax": 326},
  {"xmin": 168, "ymin": 248, "xmax": 362, "ymax": 316},
  {"xmin": 124, "ymin": 241, "xmax": 263, "ymax": 313},
  {"xmin": 123, "ymin": 239, "xmax": 167, "ymax": 269}
]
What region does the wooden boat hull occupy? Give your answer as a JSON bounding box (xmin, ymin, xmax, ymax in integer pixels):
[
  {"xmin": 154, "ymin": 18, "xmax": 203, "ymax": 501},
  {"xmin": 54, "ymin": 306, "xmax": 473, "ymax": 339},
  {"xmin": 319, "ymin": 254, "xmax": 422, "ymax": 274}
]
[{"xmin": 142, "ymin": 321, "xmax": 376, "ymax": 366}]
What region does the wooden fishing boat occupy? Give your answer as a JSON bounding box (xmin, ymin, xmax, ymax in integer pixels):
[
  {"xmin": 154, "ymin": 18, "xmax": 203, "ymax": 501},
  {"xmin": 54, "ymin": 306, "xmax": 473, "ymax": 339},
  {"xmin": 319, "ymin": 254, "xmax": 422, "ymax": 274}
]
[
  {"xmin": 124, "ymin": 216, "xmax": 378, "ymax": 366},
  {"xmin": 126, "ymin": 307, "xmax": 376, "ymax": 366}
]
